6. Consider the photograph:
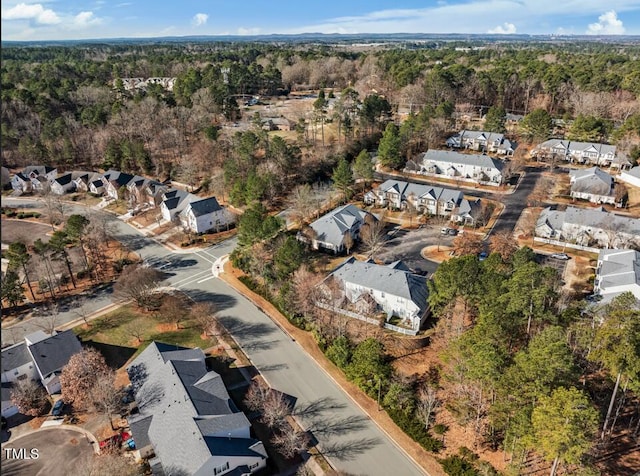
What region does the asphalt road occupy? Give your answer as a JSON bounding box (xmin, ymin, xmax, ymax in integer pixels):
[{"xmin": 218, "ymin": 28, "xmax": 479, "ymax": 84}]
[
  {"xmin": 1, "ymin": 428, "xmax": 95, "ymax": 475},
  {"xmin": 1, "ymin": 198, "xmax": 426, "ymax": 476}
]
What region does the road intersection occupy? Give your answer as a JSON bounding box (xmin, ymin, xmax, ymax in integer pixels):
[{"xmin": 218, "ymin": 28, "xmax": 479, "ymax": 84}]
[{"xmin": 1, "ymin": 197, "xmax": 427, "ymax": 476}]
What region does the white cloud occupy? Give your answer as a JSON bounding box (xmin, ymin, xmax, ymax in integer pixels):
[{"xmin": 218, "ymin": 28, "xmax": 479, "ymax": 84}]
[
  {"xmin": 237, "ymin": 27, "xmax": 261, "ymax": 35},
  {"xmin": 73, "ymin": 11, "xmax": 101, "ymax": 28},
  {"xmin": 488, "ymin": 22, "xmax": 516, "ymax": 34},
  {"xmin": 192, "ymin": 13, "xmax": 208, "ymax": 27},
  {"xmin": 586, "ymin": 10, "xmax": 626, "ymax": 34},
  {"xmin": 3, "ymin": 3, "xmax": 61, "ymax": 25}
]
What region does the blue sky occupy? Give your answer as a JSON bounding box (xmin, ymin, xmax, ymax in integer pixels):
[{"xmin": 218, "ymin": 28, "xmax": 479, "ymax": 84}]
[{"xmin": 2, "ymin": 0, "xmax": 640, "ymax": 41}]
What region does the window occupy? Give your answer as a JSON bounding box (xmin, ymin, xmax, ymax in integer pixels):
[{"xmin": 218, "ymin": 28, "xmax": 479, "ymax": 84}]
[
  {"xmin": 214, "ymin": 462, "xmax": 230, "ymax": 475},
  {"xmin": 249, "ymin": 462, "xmax": 260, "ymax": 470}
]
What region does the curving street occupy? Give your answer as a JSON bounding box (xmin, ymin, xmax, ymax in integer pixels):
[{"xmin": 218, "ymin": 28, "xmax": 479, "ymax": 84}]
[{"xmin": 1, "ymin": 197, "xmax": 426, "ymax": 476}]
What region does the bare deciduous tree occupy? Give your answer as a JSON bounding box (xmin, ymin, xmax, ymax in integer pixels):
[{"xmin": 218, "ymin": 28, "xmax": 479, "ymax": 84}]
[
  {"xmin": 360, "ymin": 217, "xmax": 387, "ymax": 260},
  {"xmin": 78, "ymin": 453, "xmax": 141, "ymax": 476},
  {"xmin": 489, "ymin": 230, "xmax": 519, "ymax": 261},
  {"xmin": 10, "ymin": 380, "xmax": 49, "ymax": 416},
  {"xmin": 452, "ymin": 233, "xmax": 484, "ymax": 257},
  {"xmin": 271, "ymin": 428, "xmax": 310, "ymax": 459},
  {"xmin": 87, "ymin": 369, "xmax": 121, "ymax": 430},
  {"xmin": 60, "ymin": 348, "xmax": 110, "ymax": 410},
  {"xmin": 416, "ymin": 383, "xmax": 440, "ymax": 430},
  {"xmin": 190, "ymin": 302, "xmax": 224, "ymax": 337},
  {"xmin": 291, "ymin": 266, "xmax": 323, "ymax": 318},
  {"xmin": 113, "ymin": 264, "xmax": 164, "ymax": 310},
  {"xmin": 244, "ymin": 381, "xmax": 291, "ymax": 430},
  {"xmin": 157, "ymin": 293, "xmax": 188, "ymax": 329}
]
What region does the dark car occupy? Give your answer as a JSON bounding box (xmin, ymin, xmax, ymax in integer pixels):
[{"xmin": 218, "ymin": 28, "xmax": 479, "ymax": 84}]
[
  {"xmin": 478, "ymin": 251, "xmax": 488, "ymax": 261},
  {"xmin": 51, "ymin": 399, "xmax": 65, "ymax": 416},
  {"xmin": 447, "ymin": 228, "xmax": 458, "ymax": 236}
]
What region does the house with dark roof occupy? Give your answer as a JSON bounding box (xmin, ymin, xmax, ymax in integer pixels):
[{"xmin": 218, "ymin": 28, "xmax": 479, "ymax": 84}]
[
  {"xmin": 127, "ymin": 342, "xmax": 267, "ymax": 475},
  {"xmin": 101, "ymin": 170, "xmax": 134, "ymax": 200},
  {"xmin": 317, "ymin": 258, "xmax": 429, "ymax": 335},
  {"xmin": 406, "ymin": 150, "xmax": 504, "ymax": 186},
  {"xmin": 11, "ymin": 172, "xmax": 32, "ymax": 193},
  {"xmin": 72, "ymin": 171, "xmax": 103, "ymax": 193},
  {"xmin": 298, "ymin": 204, "xmax": 373, "ymax": 254},
  {"xmin": 180, "ymin": 196, "xmax": 233, "ymax": 234},
  {"xmin": 1, "ymin": 330, "xmax": 83, "ymax": 416},
  {"xmin": 446, "ymin": 130, "xmax": 515, "ymax": 156},
  {"xmin": 160, "ymin": 189, "xmax": 193, "ymax": 222},
  {"xmin": 126, "ymin": 176, "xmax": 167, "ymax": 208},
  {"xmin": 594, "ymin": 249, "xmax": 640, "ymax": 303},
  {"xmin": 50, "ymin": 172, "xmax": 76, "ymax": 195},
  {"xmin": 569, "ymin": 167, "xmax": 616, "ymax": 205}
]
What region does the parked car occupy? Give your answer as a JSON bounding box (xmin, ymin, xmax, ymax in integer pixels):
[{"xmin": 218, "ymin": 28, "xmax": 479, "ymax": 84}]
[
  {"xmin": 478, "ymin": 251, "xmax": 488, "ymax": 261},
  {"xmin": 550, "ymin": 253, "xmax": 570, "ymax": 260},
  {"xmin": 51, "ymin": 399, "xmax": 65, "ymax": 416},
  {"xmin": 99, "ymin": 431, "xmax": 132, "ymax": 450},
  {"xmin": 440, "ymin": 227, "xmax": 449, "ymax": 234},
  {"xmin": 448, "ymin": 228, "xmax": 459, "ymax": 236}
]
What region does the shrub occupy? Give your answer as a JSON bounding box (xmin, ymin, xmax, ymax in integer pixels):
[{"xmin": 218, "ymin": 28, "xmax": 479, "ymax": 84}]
[
  {"xmin": 17, "ymin": 212, "xmax": 25, "ymax": 219},
  {"xmin": 387, "ymin": 408, "xmax": 443, "ymax": 452}
]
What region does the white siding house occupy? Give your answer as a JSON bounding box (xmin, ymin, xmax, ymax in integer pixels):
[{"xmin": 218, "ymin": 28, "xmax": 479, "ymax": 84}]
[
  {"xmin": 594, "ymin": 250, "xmax": 640, "ymax": 303},
  {"xmin": 50, "ymin": 173, "xmax": 76, "ymax": 195},
  {"xmin": 569, "ymin": 167, "xmax": 615, "ymax": 205},
  {"xmin": 619, "ymin": 166, "xmax": 640, "ymax": 188},
  {"xmin": 298, "ymin": 204, "xmax": 372, "ymax": 254},
  {"xmin": 535, "ymin": 206, "xmax": 640, "ymax": 250},
  {"xmin": 180, "ymin": 196, "xmax": 233, "ymax": 234},
  {"xmin": 446, "ymin": 130, "xmax": 515, "ymax": 155},
  {"xmin": 318, "ymin": 258, "xmax": 429, "ymax": 334},
  {"xmin": 405, "ymin": 150, "xmax": 504, "ymax": 186},
  {"xmin": 533, "ymin": 140, "xmax": 617, "ymax": 166}
]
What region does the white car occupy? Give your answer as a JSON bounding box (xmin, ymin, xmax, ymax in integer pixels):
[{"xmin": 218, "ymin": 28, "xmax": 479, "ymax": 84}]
[{"xmin": 550, "ymin": 253, "xmax": 570, "ymax": 260}]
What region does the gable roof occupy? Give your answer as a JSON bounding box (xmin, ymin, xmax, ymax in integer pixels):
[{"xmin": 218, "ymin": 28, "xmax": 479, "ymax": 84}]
[
  {"xmin": 161, "ymin": 189, "xmax": 191, "ymax": 211},
  {"xmin": 1, "ymin": 342, "xmax": 32, "ymax": 373},
  {"xmin": 309, "ymin": 204, "xmax": 371, "ymax": 248},
  {"xmin": 127, "ymin": 342, "xmax": 264, "ymax": 475},
  {"xmin": 53, "ymin": 173, "xmax": 73, "ymax": 186},
  {"xmin": 26, "ymin": 330, "xmax": 82, "ymax": 378},
  {"xmin": 328, "ymin": 257, "xmax": 428, "ymax": 314},
  {"xmin": 537, "ymin": 139, "xmax": 616, "ymax": 156},
  {"xmin": 622, "ymin": 166, "xmax": 640, "ymax": 179},
  {"xmin": 23, "ymin": 165, "xmax": 55, "ymax": 176},
  {"xmin": 374, "ymin": 179, "xmax": 464, "ymax": 205},
  {"xmin": 569, "ymin": 167, "xmax": 613, "ymax": 196},
  {"xmin": 596, "ymin": 249, "xmax": 640, "ymax": 301},
  {"xmin": 103, "ymin": 170, "xmax": 134, "ymax": 188},
  {"xmin": 419, "ymin": 150, "xmax": 504, "ymax": 171},
  {"xmin": 186, "ymin": 196, "xmax": 222, "ymax": 217}
]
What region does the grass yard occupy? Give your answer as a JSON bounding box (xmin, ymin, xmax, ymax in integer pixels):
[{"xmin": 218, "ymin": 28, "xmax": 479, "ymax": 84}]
[{"xmin": 74, "ymin": 304, "xmax": 212, "ymax": 365}]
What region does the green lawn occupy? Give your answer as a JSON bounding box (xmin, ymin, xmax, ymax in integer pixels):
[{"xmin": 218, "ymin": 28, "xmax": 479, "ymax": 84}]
[{"xmin": 74, "ymin": 304, "xmax": 212, "ymax": 365}]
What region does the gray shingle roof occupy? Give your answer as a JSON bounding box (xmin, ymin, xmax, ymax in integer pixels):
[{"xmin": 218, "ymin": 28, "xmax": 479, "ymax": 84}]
[
  {"xmin": 103, "ymin": 170, "xmax": 134, "ymax": 187},
  {"xmin": 27, "ymin": 330, "xmax": 82, "ymax": 378},
  {"xmin": 187, "ymin": 197, "xmax": 222, "ymax": 217},
  {"xmin": 329, "ymin": 257, "xmax": 428, "ymax": 314},
  {"xmin": 623, "ymin": 166, "xmax": 640, "ymax": 179},
  {"xmin": 162, "ymin": 189, "xmax": 191, "ymax": 211},
  {"xmin": 309, "ymin": 204, "xmax": 371, "ymax": 249},
  {"xmin": 537, "ymin": 139, "xmax": 616, "ymax": 156},
  {"xmin": 1, "ymin": 342, "xmax": 31, "ymax": 373},
  {"xmin": 419, "ymin": 150, "xmax": 504, "ymax": 171},
  {"xmin": 375, "ymin": 179, "xmax": 464, "ymax": 205},
  {"xmin": 569, "ymin": 167, "xmax": 613, "ymax": 196},
  {"xmin": 127, "ymin": 342, "xmax": 263, "ymax": 475},
  {"xmin": 53, "ymin": 173, "xmax": 73, "ymax": 186},
  {"xmin": 128, "ymin": 414, "xmax": 153, "ymax": 449}
]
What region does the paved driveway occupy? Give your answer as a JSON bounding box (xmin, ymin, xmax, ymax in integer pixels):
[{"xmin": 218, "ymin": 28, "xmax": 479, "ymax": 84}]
[{"xmin": 1, "ymin": 428, "xmax": 95, "ymax": 475}]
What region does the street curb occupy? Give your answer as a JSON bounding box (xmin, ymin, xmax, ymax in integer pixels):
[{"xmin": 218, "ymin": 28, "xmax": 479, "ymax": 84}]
[{"xmin": 1, "ymin": 423, "xmax": 100, "ymax": 454}]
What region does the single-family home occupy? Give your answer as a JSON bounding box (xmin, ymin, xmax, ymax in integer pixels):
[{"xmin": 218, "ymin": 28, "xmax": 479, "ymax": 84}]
[
  {"xmin": 160, "ymin": 189, "xmax": 194, "ymax": 222},
  {"xmin": 180, "ymin": 196, "xmax": 233, "ymax": 234},
  {"xmin": 532, "ymin": 140, "xmax": 617, "ymax": 166},
  {"xmin": 535, "ymin": 206, "xmax": 640, "ymax": 250},
  {"xmin": 297, "ymin": 204, "xmax": 373, "ymax": 254},
  {"xmin": 405, "ymin": 150, "xmax": 504, "ymax": 186},
  {"xmin": 593, "ymin": 249, "xmax": 640, "ymax": 303},
  {"xmin": 619, "ymin": 166, "xmax": 640, "ymax": 188},
  {"xmin": 1, "ymin": 330, "xmax": 83, "ymax": 416},
  {"xmin": 11, "ymin": 173, "xmax": 32, "ymax": 193},
  {"xmin": 317, "ymin": 258, "xmax": 429, "ymax": 335},
  {"xmin": 446, "ymin": 130, "xmax": 515, "ymax": 156},
  {"xmin": 23, "ymin": 166, "xmax": 57, "ymax": 182},
  {"xmin": 50, "ymin": 173, "xmax": 76, "ymax": 195},
  {"xmin": 363, "ymin": 179, "xmax": 482, "ymax": 224},
  {"xmin": 126, "ymin": 175, "xmax": 166, "ymax": 207},
  {"xmin": 127, "ymin": 342, "xmax": 268, "ymax": 475},
  {"xmin": 569, "ymin": 167, "xmax": 616, "ymax": 205},
  {"xmin": 101, "ymin": 170, "xmax": 134, "ymax": 200}
]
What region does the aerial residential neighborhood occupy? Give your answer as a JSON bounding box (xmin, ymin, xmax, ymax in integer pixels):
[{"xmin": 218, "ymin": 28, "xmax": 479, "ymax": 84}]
[{"xmin": 2, "ymin": 12, "xmax": 640, "ymax": 476}]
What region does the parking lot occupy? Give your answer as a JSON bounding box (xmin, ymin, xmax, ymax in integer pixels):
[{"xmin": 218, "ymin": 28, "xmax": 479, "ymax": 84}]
[{"xmin": 377, "ymin": 224, "xmax": 456, "ymax": 276}]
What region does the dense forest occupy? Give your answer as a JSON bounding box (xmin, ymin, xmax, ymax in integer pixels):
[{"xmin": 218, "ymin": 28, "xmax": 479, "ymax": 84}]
[{"xmin": 2, "ymin": 39, "xmax": 640, "ymax": 476}]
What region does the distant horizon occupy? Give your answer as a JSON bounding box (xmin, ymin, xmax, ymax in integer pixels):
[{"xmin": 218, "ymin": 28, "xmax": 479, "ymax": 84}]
[
  {"xmin": 2, "ymin": 1, "xmax": 640, "ymax": 42},
  {"xmin": 3, "ymin": 31, "xmax": 640, "ymax": 46}
]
